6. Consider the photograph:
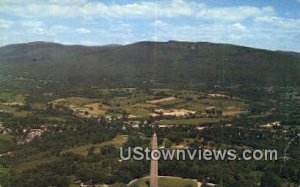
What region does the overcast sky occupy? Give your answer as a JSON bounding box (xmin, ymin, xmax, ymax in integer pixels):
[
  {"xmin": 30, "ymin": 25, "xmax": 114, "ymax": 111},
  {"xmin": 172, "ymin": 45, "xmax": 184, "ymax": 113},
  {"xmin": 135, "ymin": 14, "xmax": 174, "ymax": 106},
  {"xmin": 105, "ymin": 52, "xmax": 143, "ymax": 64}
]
[{"xmin": 0, "ymin": 0, "xmax": 300, "ymax": 52}]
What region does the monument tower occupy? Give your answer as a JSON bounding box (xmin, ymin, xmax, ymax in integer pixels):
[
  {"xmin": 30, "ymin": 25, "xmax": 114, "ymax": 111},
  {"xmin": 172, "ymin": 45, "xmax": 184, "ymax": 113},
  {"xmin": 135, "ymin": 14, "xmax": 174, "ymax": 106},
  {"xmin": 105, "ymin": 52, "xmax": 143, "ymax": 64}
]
[{"xmin": 150, "ymin": 124, "xmax": 158, "ymax": 187}]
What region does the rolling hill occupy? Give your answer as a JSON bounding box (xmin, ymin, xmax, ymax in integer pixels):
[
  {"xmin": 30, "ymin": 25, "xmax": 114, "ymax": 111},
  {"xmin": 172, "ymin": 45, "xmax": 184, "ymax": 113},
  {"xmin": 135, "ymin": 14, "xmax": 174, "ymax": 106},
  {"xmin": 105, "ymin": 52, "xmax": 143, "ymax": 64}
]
[{"xmin": 0, "ymin": 41, "xmax": 299, "ymax": 89}]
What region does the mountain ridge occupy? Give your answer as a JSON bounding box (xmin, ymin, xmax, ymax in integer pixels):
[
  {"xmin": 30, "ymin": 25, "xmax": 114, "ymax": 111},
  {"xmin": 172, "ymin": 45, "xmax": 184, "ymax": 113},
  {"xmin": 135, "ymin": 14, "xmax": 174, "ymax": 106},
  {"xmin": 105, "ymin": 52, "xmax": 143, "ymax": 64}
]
[
  {"xmin": 0, "ymin": 40, "xmax": 299, "ymax": 88},
  {"xmin": 2, "ymin": 40, "xmax": 299, "ymax": 54}
]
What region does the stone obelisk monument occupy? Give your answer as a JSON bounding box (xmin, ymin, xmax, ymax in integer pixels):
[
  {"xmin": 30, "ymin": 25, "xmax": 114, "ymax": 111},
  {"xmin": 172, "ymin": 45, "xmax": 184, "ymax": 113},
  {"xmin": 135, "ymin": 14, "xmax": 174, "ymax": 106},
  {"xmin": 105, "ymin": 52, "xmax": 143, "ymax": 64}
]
[{"xmin": 150, "ymin": 128, "xmax": 158, "ymax": 187}]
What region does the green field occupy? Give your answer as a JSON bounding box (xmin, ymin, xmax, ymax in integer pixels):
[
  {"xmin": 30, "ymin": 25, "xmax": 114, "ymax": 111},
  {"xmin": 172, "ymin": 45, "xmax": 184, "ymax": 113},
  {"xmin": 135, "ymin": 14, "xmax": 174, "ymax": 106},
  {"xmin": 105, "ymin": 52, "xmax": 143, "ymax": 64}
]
[
  {"xmin": 124, "ymin": 107, "xmax": 152, "ymax": 118},
  {"xmin": 65, "ymin": 135, "xmax": 128, "ymax": 156},
  {"xmin": 128, "ymin": 176, "xmax": 198, "ymax": 187},
  {"xmin": 159, "ymin": 117, "xmax": 228, "ymax": 125},
  {"xmin": 0, "ymin": 92, "xmax": 30, "ymax": 117},
  {"xmin": 14, "ymin": 155, "xmax": 59, "ymax": 172},
  {"xmin": 0, "ymin": 92, "xmax": 25, "ymax": 103},
  {"xmin": 0, "ymin": 134, "xmax": 14, "ymax": 153}
]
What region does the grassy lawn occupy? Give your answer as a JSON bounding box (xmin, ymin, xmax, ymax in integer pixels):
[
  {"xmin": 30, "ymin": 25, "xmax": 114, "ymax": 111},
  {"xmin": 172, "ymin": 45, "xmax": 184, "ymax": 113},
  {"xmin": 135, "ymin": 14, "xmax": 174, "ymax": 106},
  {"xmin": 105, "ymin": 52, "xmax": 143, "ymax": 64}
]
[
  {"xmin": 31, "ymin": 103, "xmax": 47, "ymax": 110},
  {"xmin": 13, "ymin": 155, "xmax": 59, "ymax": 172},
  {"xmin": 0, "ymin": 134, "xmax": 14, "ymax": 143},
  {"xmin": 206, "ymin": 99, "xmax": 246, "ymax": 108},
  {"xmin": 174, "ymin": 101, "xmax": 210, "ymax": 112},
  {"xmin": 0, "ymin": 92, "xmax": 25, "ymax": 103},
  {"xmin": 66, "ymin": 135, "xmax": 128, "ymax": 156},
  {"xmin": 39, "ymin": 116, "xmax": 67, "ymax": 123},
  {"xmin": 159, "ymin": 117, "xmax": 227, "ymax": 125},
  {"xmin": 51, "ymin": 97, "xmax": 109, "ymax": 117},
  {"xmin": 51, "ymin": 97, "xmax": 98, "ymax": 106},
  {"xmin": 0, "ymin": 106, "xmax": 31, "ymax": 117},
  {"xmin": 128, "ymin": 176, "xmax": 198, "ymax": 187},
  {"xmin": 110, "ymin": 95, "xmax": 152, "ymax": 107},
  {"xmin": 157, "ymin": 99, "xmax": 186, "ymax": 108},
  {"xmin": 124, "ymin": 107, "xmax": 152, "ymax": 118},
  {"xmin": 0, "ymin": 167, "xmax": 9, "ymax": 174},
  {"xmin": 0, "ymin": 92, "xmax": 30, "ymax": 117},
  {"xmin": 0, "ymin": 134, "xmax": 14, "ymax": 153},
  {"xmin": 176, "ymin": 100, "xmax": 244, "ymax": 113},
  {"xmin": 0, "ymin": 139, "xmax": 11, "ymax": 153}
]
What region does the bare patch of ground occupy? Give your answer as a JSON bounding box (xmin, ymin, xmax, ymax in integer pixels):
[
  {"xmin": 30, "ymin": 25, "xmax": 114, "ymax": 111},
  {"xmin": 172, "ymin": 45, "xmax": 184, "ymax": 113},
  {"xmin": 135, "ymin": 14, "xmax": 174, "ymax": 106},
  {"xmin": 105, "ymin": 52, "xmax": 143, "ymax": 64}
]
[
  {"xmin": 222, "ymin": 106, "xmax": 245, "ymax": 116},
  {"xmin": 147, "ymin": 97, "xmax": 176, "ymax": 104},
  {"xmin": 153, "ymin": 108, "xmax": 196, "ymax": 117}
]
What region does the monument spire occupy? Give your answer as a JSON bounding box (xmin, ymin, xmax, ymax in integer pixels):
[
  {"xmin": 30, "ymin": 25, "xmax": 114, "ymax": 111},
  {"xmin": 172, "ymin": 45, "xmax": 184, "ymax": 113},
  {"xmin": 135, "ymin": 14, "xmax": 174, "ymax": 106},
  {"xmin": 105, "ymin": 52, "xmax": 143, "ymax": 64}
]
[{"xmin": 150, "ymin": 124, "xmax": 158, "ymax": 187}]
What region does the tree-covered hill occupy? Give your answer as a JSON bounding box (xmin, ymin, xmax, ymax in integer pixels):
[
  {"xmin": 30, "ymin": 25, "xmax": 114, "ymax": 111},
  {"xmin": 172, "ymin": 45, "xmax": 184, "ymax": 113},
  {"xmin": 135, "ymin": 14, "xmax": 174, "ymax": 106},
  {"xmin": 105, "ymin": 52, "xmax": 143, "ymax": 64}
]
[{"xmin": 0, "ymin": 41, "xmax": 299, "ymax": 88}]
